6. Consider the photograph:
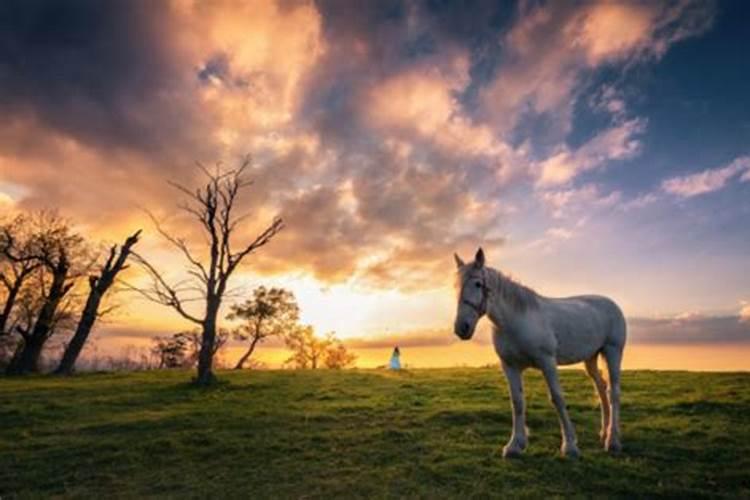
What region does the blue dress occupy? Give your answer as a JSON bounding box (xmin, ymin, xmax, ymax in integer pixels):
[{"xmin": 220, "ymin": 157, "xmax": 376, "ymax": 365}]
[{"xmin": 389, "ymin": 352, "xmax": 401, "ymax": 370}]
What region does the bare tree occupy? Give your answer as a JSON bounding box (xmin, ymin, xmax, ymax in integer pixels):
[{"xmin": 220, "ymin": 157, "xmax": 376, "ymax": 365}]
[
  {"xmin": 6, "ymin": 214, "xmax": 87, "ymax": 374},
  {"xmin": 55, "ymin": 230, "xmax": 141, "ymax": 375},
  {"xmin": 130, "ymin": 158, "xmax": 283, "ymax": 385},
  {"xmin": 228, "ymin": 286, "xmax": 299, "ymax": 370},
  {"xmin": 0, "ymin": 214, "xmax": 43, "ymax": 338}
]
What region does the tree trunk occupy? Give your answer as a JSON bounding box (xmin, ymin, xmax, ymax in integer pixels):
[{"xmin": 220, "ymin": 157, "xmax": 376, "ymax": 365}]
[
  {"xmin": 7, "ymin": 335, "xmax": 45, "ymax": 374},
  {"xmin": 54, "ymin": 290, "xmax": 101, "ymax": 375},
  {"xmin": 6, "ymin": 258, "xmax": 70, "ymax": 375},
  {"xmin": 195, "ymin": 321, "xmax": 215, "ymax": 384},
  {"xmin": 0, "ymin": 280, "xmax": 21, "ymax": 335},
  {"xmin": 234, "ymin": 337, "xmax": 260, "ymax": 370},
  {"xmin": 195, "ymin": 297, "xmax": 220, "ymax": 385},
  {"xmin": 55, "ymin": 230, "xmax": 139, "ymax": 375}
]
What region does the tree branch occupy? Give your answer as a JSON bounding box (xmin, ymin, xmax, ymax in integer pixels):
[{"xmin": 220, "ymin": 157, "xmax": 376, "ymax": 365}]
[{"xmin": 128, "ymin": 252, "xmax": 202, "ymax": 325}]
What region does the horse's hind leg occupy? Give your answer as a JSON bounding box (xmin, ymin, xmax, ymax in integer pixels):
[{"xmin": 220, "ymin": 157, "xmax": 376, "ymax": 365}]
[
  {"xmin": 584, "ymin": 355, "xmax": 610, "ymax": 445},
  {"xmin": 602, "ymin": 344, "xmax": 623, "ymax": 454}
]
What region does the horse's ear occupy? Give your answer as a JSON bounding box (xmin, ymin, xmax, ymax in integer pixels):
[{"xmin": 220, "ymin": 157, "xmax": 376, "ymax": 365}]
[
  {"xmin": 474, "ymin": 247, "xmax": 485, "ymax": 269},
  {"xmin": 454, "ymin": 253, "xmax": 465, "ymax": 268}
]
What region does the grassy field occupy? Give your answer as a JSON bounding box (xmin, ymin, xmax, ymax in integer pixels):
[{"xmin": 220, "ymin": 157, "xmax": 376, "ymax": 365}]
[{"xmin": 2, "ymin": 368, "xmax": 749, "ymax": 498}]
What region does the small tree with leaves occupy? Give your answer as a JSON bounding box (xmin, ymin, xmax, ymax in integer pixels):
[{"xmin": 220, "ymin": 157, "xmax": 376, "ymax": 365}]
[
  {"xmin": 324, "ymin": 337, "xmax": 357, "ymax": 369},
  {"xmin": 130, "ymin": 158, "xmax": 283, "ymax": 385},
  {"xmin": 228, "ymin": 286, "xmax": 299, "ymax": 370},
  {"xmin": 284, "ymin": 327, "xmax": 355, "ymax": 369},
  {"xmin": 151, "ymin": 334, "xmax": 189, "ymax": 369},
  {"xmin": 151, "ymin": 330, "xmax": 229, "ymax": 369},
  {"xmin": 284, "ymin": 325, "xmax": 330, "ymax": 369}
]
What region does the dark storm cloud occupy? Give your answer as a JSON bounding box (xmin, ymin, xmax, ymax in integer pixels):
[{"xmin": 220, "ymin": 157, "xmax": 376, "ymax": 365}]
[{"xmin": 0, "ymin": 0, "xmax": 201, "ymax": 155}]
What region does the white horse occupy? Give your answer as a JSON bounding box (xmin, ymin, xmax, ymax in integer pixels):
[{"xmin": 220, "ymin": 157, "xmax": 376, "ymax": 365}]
[{"xmin": 453, "ymin": 248, "xmax": 626, "ymax": 458}]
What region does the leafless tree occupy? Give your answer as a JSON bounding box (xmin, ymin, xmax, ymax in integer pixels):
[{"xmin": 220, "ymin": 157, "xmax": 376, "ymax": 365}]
[
  {"xmin": 55, "ymin": 230, "xmax": 141, "ymax": 375},
  {"xmin": 129, "ymin": 158, "xmax": 283, "ymax": 385},
  {"xmin": 0, "ymin": 214, "xmax": 43, "ymax": 338},
  {"xmin": 6, "ymin": 213, "xmax": 88, "ymax": 375}
]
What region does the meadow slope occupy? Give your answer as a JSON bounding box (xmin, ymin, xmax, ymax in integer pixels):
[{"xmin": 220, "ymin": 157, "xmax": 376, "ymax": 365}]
[{"xmin": 1, "ymin": 369, "xmax": 749, "ymax": 498}]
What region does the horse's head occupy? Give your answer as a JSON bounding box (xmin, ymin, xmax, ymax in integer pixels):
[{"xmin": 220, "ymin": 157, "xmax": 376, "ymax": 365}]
[{"xmin": 453, "ymin": 247, "xmax": 488, "ymax": 340}]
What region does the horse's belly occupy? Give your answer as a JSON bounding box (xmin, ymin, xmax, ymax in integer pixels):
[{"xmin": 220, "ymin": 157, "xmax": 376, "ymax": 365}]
[{"xmin": 554, "ymin": 325, "xmax": 608, "ymax": 364}]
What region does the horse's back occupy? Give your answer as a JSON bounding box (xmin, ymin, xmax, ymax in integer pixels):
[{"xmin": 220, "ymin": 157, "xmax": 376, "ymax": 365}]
[{"xmin": 542, "ymin": 294, "xmax": 626, "ymax": 364}]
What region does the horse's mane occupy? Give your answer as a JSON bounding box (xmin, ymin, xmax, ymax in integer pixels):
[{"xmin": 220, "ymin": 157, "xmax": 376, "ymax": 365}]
[{"xmin": 488, "ymin": 268, "xmax": 540, "ymax": 312}]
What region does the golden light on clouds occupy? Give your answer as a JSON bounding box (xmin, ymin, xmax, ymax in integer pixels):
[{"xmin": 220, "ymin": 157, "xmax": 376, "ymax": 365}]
[{"xmin": 2, "ymin": 0, "xmax": 748, "ymax": 371}]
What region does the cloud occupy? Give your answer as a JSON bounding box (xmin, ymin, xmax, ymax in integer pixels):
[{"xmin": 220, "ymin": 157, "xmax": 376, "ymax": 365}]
[
  {"xmin": 575, "ymin": 1, "xmax": 714, "ymax": 65},
  {"xmin": 0, "ymin": 0, "xmax": 719, "ymax": 296},
  {"xmin": 345, "ymin": 310, "xmax": 750, "ymax": 349},
  {"xmin": 536, "ymin": 119, "xmax": 646, "ymax": 186},
  {"xmin": 618, "ymin": 192, "xmax": 660, "ymax": 211},
  {"xmin": 480, "ymin": 1, "xmax": 713, "ymax": 138},
  {"xmin": 628, "ymin": 313, "xmax": 750, "ymax": 344},
  {"xmin": 0, "ymin": 192, "xmax": 14, "ymax": 209},
  {"xmin": 545, "ymin": 227, "xmax": 574, "ymax": 241},
  {"xmin": 741, "ymin": 302, "xmax": 750, "ymax": 323},
  {"xmin": 661, "ymin": 155, "xmax": 750, "ymax": 198},
  {"xmin": 345, "ymin": 328, "xmax": 458, "ymax": 349},
  {"xmin": 540, "ymin": 183, "xmax": 621, "ymax": 219}
]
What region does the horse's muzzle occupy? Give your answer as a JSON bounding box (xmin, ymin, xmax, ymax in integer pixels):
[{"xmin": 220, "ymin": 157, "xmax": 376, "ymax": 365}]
[{"xmin": 455, "ymin": 320, "xmax": 473, "ymax": 340}]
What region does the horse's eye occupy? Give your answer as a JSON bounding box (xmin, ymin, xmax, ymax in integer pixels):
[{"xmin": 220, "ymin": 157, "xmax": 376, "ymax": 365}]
[{"xmin": 475, "ymin": 282, "xmax": 482, "ymax": 289}]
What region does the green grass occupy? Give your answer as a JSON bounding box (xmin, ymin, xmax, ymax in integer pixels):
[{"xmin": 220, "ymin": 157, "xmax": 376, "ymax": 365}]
[{"xmin": 2, "ymin": 369, "xmax": 749, "ymax": 498}]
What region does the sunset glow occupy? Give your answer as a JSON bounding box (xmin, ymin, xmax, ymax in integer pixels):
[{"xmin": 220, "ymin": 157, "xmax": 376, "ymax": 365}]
[{"xmin": 2, "ymin": 0, "xmax": 749, "ymax": 370}]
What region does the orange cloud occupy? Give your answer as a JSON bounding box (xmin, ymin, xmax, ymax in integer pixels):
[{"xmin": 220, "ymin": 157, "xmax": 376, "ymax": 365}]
[
  {"xmin": 0, "ymin": 0, "xmax": 727, "ymax": 352},
  {"xmin": 574, "ymin": 3, "xmax": 657, "ymax": 64},
  {"xmin": 482, "ymin": 1, "xmax": 713, "ymax": 143}
]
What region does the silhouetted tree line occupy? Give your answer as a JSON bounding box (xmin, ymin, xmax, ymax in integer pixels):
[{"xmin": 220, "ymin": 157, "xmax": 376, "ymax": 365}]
[
  {"xmin": 1, "ymin": 159, "xmax": 356, "ymax": 384},
  {"xmin": 0, "ymin": 211, "xmax": 140, "ymax": 375},
  {"xmin": 148, "ymin": 286, "xmax": 356, "ymax": 371},
  {"xmin": 225, "ymin": 287, "xmax": 356, "ymax": 370},
  {"xmin": 151, "ymin": 330, "xmax": 229, "ymax": 369}
]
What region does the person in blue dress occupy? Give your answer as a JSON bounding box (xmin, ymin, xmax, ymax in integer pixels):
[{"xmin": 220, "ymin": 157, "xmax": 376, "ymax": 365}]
[{"xmin": 389, "ymin": 346, "xmax": 401, "ymax": 370}]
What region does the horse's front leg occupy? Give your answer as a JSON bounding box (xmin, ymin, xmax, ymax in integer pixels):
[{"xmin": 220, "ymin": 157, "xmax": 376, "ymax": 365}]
[
  {"xmin": 501, "ymin": 361, "xmax": 527, "ymax": 458},
  {"xmin": 539, "ymin": 357, "xmax": 580, "ymax": 458}
]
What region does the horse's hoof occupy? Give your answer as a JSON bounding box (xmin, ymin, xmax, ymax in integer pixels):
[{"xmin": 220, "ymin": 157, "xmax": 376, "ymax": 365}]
[
  {"xmin": 561, "ymin": 445, "xmax": 581, "ymax": 459},
  {"xmin": 503, "ymin": 445, "xmax": 524, "ymax": 459},
  {"xmin": 605, "ymin": 440, "xmax": 622, "ymax": 455}
]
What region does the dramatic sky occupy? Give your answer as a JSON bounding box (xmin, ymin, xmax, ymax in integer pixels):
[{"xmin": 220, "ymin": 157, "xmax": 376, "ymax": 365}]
[{"xmin": 1, "ymin": 0, "xmax": 749, "ymax": 367}]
